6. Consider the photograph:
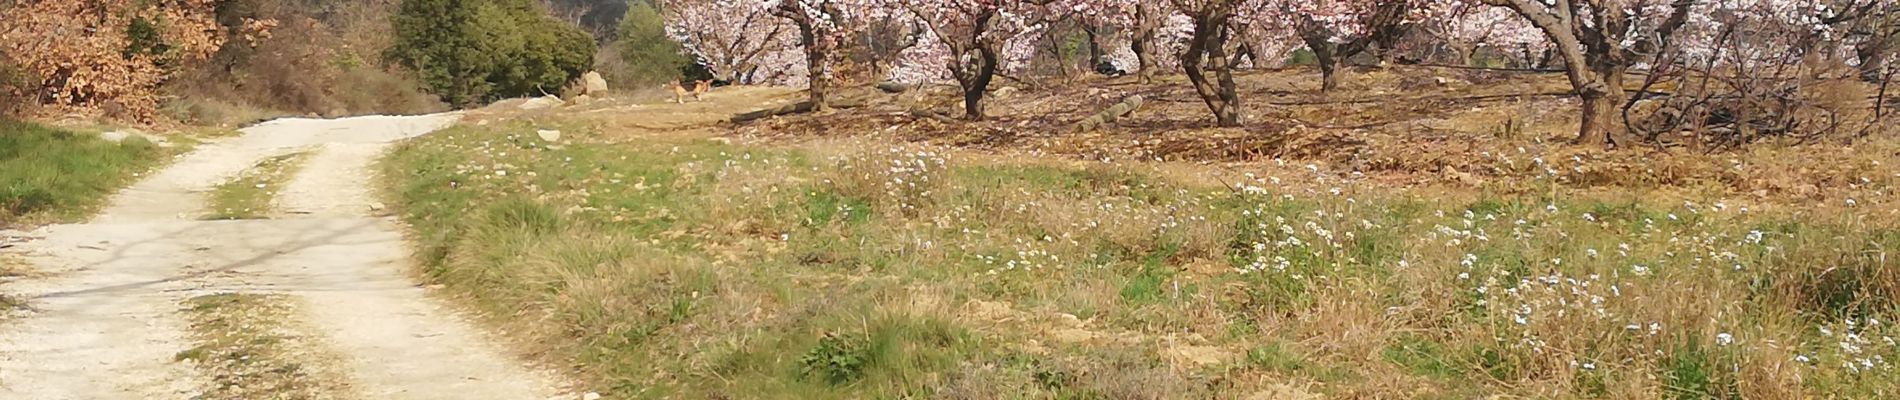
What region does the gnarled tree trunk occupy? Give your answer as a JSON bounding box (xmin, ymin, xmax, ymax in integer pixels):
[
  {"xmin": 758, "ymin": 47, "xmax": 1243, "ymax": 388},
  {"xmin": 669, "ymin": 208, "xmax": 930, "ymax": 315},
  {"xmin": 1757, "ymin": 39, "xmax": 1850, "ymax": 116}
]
[
  {"xmin": 955, "ymin": 46, "xmax": 1001, "ymax": 120},
  {"xmin": 1181, "ymin": 0, "xmax": 1240, "ymax": 127},
  {"xmin": 772, "ymin": 1, "xmax": 839, "ymax": 112},
  {"xmin": 1132, "ymin": 3, "xmax": 1162, "ymax": 84}
]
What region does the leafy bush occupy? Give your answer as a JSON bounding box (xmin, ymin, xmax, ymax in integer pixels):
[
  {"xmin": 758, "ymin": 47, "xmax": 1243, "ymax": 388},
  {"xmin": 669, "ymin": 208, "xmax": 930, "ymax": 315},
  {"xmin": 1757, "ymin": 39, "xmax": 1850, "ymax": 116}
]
[
  {"xmin": 605, "ymin": 1, "xmax": 689, "ymax": 86},
  {"xmin": 163, "ymin": 0, "xmax": 445, "ymax": 123},
  {"xmin": 390, "ymin": 0, "xmax": 596, "ymax": 107}
]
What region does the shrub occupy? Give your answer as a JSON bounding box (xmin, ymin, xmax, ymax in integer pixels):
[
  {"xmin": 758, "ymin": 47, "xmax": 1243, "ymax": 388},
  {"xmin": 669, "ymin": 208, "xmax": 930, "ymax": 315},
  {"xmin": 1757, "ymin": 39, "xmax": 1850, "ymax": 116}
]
[
  {"xmin": 0, "ymin": 0, "xmax": 225, "ymax": 120},
  {"xmin": 390, "ymin": 0, "xmax": 596, "ymax": 107},
  {"xmin": 163, "ymin": 0, "xmax": 445, "ymax": 123},
  {"xmin": 606, "ymin": 1, "xmax": 688, "ymax": 87}
]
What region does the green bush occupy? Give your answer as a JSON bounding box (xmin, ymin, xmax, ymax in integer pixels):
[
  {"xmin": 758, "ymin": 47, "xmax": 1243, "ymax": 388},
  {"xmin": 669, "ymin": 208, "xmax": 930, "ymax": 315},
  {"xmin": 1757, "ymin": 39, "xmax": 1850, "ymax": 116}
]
[
  {"xmin": 163, "ymin": 0, "xmax": 446, "ymax": 122},
  {"xmin": 390, "ymin": 0, "xmax": 595, "ymax": 107},
  {"xmin": 609, "ymin": 1, "xmax": 688, "ymax": 86}
]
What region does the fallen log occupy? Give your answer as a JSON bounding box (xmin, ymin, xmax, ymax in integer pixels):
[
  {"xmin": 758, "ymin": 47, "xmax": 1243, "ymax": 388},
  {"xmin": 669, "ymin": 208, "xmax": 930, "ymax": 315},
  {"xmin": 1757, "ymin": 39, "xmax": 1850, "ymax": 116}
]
[
  {"xmin": 730, "ymin": 96, "xmax": 868, "ymax": 123},
  {"xmin": 876, "ymin": 81, "xmax": 913, "ymax": 93},
  {"xmin": 1074, "ymin": 94, "xmax": 1144, "ymax": 132}
]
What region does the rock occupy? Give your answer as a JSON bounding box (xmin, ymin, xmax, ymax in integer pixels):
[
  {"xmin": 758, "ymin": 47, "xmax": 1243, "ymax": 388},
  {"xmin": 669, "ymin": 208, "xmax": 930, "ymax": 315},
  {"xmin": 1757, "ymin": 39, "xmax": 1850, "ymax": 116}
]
[
  {"xmin": 581, "ymin": 71, "xmax": 609, "ymax": 95},
  {"xmin": 368, "ymin": 202, "xmax": 387, "ymax": 212},
  {"xmin": 1053, "ymin": 313, "xmax": 1083, "ymax": 328},
  {"xmin": 962, "ymin": 300, "xmax": 1014, "ymax": 321},
  {"xmin": 569, "ymin": 94, "xmax": 594, "ymax": 106},
  {"xmin": 99, "ymin": 129, "xmax": 170, "ymax": 147},
  {"xmin": 1051, "ymin": 328, "xmax": 1098, "ymax": 343},
  {"xmin": 536, "ymin": 129, "xmax": 562, "ymax": 142},
  {"xmin": 1443, "ymin": 165, "xmax": 1482, "ymax": 187},
  {"xmin": 993, "ymin": 86, "xmax": 1020, "ymax": 98},
  {"xmin": 1163, "ymin": 345, "xmax": 1234, "ymax": 367},
  {"xmin": 581, "ymin": 392, "xmax": 602, "ymax": 400},
  {"xmin": 99, "ymin": 130, "xmax": 134, "ymax": 142},
  {"xmin": 519, "ymin": 95, "xmax": 564, "ymax": 110}
]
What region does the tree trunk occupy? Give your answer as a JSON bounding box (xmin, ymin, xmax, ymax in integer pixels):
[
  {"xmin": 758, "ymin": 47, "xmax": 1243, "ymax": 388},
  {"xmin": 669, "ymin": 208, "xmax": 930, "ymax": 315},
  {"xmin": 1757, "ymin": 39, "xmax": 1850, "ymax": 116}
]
[
  {"xmin": 1861, "ymin": 38, "xmax": 1894, "ymax": 82},
  {"xmin": 1452, "ymin": 44, "xmax": 1475, "ymax": 67},
  {"xmin": 774, "ymin": 3, "xmax": 831, "ymax": 111},
  {"xmin": 1084, "ymin": 25, "xmax": 1105, "ymax": 68},
  {"xmin": 802, "ymin": 27, "xmax": 831, "ymax": 112},
  {"xmin": 1132, "ymin": 33, "xmax": 1156, "ymax": 83},
  {"xmin": 1230, "ymin": 43, "xmax": 1256, "ymax": 68},
  {"xmin": 1132, "ymin": 3, "xmax": 1159, "ymax": 84},
  {"xmin": 962, "ymin": 85, "xmax": 987, "ymax": 120},
  {"xmin": 1302, "ymin": 32, "xmax": 1341, "ymax": 92},
  {"xmin": 1574, "ymin": 64, "xmax": 1627, "ymax": 148},
  {"xmin": 960, "ymin": 46, "xmax": 1000, "ymax": 121},
  {"xmin": 1182, "ymin": 9, "xmax": 1240, "ymax": 127}
]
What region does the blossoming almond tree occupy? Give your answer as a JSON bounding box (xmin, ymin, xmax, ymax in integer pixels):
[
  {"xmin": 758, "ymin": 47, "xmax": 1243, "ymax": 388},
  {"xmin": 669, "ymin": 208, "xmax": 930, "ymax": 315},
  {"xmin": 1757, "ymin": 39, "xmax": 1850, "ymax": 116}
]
[
  {"xmin": 771, "ymin": 0, "xmax": 893, "ymax": 111},
  {"xmin": 902, "ymin": 0, "xmax": 1056, "ymax": 120},
  {"xmin": 1173, "ymin": 0, "xmax": 1248, "ymax": 126},
  {"xmin": 1479, "ymin": 0, "xmax": 1697, "ymax": 149},
  {"xmin": 1418, "ymin": 0, "xmax": 1548, "ymax": 67},
  {"xmin": 664, "ymin": 0, "xmax": 804, "ymax": 85},
  {"xmin": 1069, "ymin": 0, "xmax": 1178, "ymax": 82},
  {"xmin": 1271, "ymin": 0, "xmax": 1420, "ymax": 92}
]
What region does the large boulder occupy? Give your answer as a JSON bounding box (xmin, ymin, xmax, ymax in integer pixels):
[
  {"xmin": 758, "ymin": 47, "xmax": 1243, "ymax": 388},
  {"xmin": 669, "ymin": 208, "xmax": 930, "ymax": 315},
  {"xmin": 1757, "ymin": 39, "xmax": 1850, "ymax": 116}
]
[{"xmin": 580, "ymin": 71, "xmax": 608, "ymax": 95}]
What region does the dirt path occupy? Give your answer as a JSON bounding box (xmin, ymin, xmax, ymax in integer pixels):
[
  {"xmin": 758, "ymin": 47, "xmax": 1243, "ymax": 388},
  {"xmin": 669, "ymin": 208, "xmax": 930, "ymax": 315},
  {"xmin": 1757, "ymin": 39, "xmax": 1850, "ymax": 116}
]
[{"xmin": 0, "ymin": 114, "xmax": 568, "ymax": 399}]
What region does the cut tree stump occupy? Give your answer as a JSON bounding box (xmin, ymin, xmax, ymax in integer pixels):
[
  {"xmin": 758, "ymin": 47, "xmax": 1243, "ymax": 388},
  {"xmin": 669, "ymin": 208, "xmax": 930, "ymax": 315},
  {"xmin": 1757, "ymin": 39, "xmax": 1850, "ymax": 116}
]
[{"xmin": 1074, "ymin": 95, "xmax": 1144, "ymax": 132}]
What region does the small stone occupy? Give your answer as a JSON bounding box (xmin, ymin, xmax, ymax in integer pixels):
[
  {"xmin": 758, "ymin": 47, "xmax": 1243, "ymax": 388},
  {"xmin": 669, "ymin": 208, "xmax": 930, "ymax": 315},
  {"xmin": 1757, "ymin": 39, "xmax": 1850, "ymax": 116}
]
[
  {"xmin": 536, "ymin": 129, "xmax": 562, "ymax": 142},
  {"xmin": 368, "ymin": 202, "xmax": 387, "ymax": 212},
  {"xmin": 519, "ymin": 96, "xmax": 564, "ymax": 110},
  {"xmin": 99, "ymin": 130, "xmax": 133, "ymax": 142},
  {"xmin": 581, "ymin": 392, "xmax": 602, "ymax": 400}
]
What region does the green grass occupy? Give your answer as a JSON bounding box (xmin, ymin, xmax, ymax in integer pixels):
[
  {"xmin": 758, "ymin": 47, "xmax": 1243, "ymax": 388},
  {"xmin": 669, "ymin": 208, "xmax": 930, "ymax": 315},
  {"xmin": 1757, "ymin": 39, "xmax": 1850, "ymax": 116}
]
[
  {"xmin": 204, "ymin": 152, "xmax": 309, "ymax": 220},
  {"xmin": 0, "ymin": 120, "xmax": 167, "ymax": 226},
  {"xmin": 380, "ymin": 122, "xmax": 1900, "ymax": 398}
]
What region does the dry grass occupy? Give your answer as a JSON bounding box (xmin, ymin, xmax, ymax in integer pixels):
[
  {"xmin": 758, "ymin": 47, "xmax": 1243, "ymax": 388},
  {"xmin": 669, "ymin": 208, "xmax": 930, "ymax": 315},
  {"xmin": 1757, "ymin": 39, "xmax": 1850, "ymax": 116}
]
[
  {"xmin": 174, "ymin": 293, "xmax": 351, "ymax": 400},
  {"xmin": 382, "ymin": 117, "xmax": 1898, "ymax": 398},
  {"xmin": 733, "ymin": 66, "xmax": 1900, "ymax": 216},
  {"xmin": 378, "ymin": 68, "xmax": 1900, "ymax": 398}
]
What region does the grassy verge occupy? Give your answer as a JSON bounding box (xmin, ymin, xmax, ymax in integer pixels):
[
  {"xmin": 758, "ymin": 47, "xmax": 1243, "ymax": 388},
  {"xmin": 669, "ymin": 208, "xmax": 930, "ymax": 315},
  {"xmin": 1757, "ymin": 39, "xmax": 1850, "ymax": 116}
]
[
  {"xmin": 382, "ymin": 122, "xmax": 1899, "ymax": 399},
  {"xmin": 204, "ymin": 152, "xmax": 309, "ymax": 220},
  {"xmin": 0, "ymin": 119, "xmax": 168, "ymax": 226},
  {"xmin": 174, "ymin": 293, "xmax": 349, "ymax": 399}
]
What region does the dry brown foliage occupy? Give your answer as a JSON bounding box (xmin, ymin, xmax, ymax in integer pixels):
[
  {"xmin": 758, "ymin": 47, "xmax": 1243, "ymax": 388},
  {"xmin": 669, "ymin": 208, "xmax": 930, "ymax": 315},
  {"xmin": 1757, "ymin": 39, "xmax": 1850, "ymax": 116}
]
[{"xmin": 0, "ymin": 0, "xmax": 270, "ymax": 121}]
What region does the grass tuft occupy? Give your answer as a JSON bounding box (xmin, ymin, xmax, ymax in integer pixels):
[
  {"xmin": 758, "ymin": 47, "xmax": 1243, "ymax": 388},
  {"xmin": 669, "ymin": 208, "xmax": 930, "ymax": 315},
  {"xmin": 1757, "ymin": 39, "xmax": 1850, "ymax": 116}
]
[
  {"xmin": 204, "ymin": 152, "xmax": 310, "ymax": 220},
  {"xmin": 175, "ymin": 293, "xmax": 349, "ymax": 399}
]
